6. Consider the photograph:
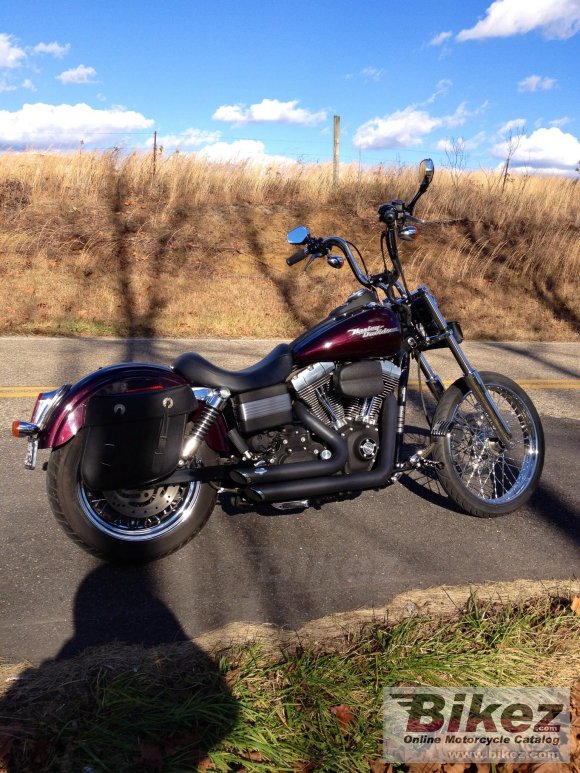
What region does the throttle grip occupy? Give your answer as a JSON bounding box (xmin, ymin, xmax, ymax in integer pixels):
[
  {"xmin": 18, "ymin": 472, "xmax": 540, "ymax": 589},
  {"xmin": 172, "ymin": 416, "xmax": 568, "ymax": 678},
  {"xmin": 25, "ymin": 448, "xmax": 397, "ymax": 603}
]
[{"xmin": 286, "ymin": 247, "xmax": 309, "ymax": 266}]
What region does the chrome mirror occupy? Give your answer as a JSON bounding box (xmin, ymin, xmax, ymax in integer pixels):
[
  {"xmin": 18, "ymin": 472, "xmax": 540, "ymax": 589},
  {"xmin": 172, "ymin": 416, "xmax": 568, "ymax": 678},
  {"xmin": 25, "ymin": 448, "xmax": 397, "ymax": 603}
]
[
  {"xmin": 287, "ymin": 225, "xmax": 310, "ymax": 245},
  {"xmin": 419, "ymin": 158, "xmax": 434, "ymax": 187}
]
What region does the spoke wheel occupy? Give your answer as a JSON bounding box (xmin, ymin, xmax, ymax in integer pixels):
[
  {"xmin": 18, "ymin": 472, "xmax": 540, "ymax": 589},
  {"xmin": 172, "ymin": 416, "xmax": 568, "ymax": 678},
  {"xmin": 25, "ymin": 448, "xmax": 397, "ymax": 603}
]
[
  {"xmin": 47, "ymin": 434, "xmax": 217, "ymax": 561},
  {"xmin": 79, "ymin": 482, "xmax": 202, "ymax": 542},
  {"xmin": 432, "ymin": 371, "xmax": 544, "ymax": 517}
]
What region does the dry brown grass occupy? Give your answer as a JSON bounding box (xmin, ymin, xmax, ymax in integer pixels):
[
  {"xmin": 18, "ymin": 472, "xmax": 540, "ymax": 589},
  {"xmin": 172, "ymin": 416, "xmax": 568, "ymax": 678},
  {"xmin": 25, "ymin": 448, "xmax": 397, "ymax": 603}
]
[{"xmin": 0, "ymin": 150, "xmax": 578, "ymax": 340}]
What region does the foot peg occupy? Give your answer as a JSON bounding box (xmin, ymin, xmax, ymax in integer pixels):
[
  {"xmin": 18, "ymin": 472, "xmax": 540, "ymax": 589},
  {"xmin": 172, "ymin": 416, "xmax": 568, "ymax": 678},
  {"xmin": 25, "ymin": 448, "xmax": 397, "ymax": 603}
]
[
  {"xmin": 431, "ymin": 420, "xmax": 454, "ymax": 438},
  {"xmin": 398, "ymin": 440, "xmax": 444, "ymax": 475}
]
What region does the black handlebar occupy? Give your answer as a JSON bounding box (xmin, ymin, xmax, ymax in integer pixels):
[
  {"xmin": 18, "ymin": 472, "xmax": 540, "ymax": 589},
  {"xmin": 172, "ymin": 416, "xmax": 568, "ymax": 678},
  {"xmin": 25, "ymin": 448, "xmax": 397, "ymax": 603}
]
[{"xmin": 286, "ymin": 247, "xmax": 309, "ymax": 266}]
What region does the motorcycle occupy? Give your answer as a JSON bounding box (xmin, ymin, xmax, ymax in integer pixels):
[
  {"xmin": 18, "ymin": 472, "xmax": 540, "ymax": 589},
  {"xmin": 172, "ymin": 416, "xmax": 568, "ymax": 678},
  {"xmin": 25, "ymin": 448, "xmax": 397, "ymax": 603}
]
[{"xmin": 12, "ymin": 160, "xmax": 545, "ymax": 561}]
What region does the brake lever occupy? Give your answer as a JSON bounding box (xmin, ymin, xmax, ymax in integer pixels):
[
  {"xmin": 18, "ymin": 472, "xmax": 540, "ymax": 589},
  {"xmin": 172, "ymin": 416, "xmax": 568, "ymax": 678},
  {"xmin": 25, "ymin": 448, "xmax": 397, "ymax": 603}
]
[
  {"xmin": 404, "ymin": 212, "xmax": 426, "ymax": 225},
  {"xmin": 303, "ymin": 253, "xmax": 320, "ymax": 271}
]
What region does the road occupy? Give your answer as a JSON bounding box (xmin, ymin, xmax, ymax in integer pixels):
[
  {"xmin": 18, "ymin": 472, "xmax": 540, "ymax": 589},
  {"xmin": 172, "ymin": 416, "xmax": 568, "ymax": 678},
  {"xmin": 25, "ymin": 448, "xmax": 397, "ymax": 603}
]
[{"xmin": 1, "ymin": 338, "xmax": 579, "ymax": 663}]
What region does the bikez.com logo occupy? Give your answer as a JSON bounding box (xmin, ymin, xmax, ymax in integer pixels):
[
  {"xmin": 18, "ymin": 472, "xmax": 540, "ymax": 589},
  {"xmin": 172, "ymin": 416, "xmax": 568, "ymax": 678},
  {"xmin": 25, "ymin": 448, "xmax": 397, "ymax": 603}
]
[
  {"xmin": 394, "ymin": 692, "xmax": 564, "ymax": 735},
  {"xmin": 348, "ymin": 325, "xmax": 397, "ymax": 339},
  {"xmin": 383, "ymin": 688, "xmax": 570, "ymax": 764}
]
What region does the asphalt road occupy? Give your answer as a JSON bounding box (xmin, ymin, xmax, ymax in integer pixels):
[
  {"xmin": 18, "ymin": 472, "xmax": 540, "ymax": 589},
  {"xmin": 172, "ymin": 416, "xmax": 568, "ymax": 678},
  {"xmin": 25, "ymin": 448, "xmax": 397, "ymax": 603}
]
[{"xmin": 1, "ymin": 338, "xmax": 579, "ymax": 663}]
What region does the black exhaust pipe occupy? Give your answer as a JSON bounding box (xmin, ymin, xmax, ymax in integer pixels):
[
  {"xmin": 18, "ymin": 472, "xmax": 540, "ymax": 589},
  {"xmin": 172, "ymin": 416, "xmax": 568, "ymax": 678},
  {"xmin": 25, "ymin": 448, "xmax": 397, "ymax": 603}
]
[
  {"xmin": 229, "ymin": 401, "xmax": 348, "ymax": 486},
  {"xmin": 245, "ymin": 394, "xmax": 397, "ymax": 503}
]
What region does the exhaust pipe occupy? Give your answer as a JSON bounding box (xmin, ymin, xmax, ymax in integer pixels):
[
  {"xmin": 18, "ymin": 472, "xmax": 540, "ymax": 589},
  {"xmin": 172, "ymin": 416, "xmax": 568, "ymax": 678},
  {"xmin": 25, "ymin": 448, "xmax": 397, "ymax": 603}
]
[
  {"xmin": 245, "ymin": 394, "xmax": 397, "ymax": 503},
  {"xmin": 229, "ymin": 401, "xmax": 348, "ymax": 485}
]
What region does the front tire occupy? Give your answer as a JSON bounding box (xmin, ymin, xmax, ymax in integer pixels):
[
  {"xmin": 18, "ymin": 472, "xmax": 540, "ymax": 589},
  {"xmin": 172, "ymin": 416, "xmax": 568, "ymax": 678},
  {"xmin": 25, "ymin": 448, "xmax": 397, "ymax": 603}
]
[
  {"xmin": 432, "ymin": 371, "xmax": 544, "ymax": 517},
  {"xmin": 47, "ymin": 434, "xmax": 217, "ymax": 561}
]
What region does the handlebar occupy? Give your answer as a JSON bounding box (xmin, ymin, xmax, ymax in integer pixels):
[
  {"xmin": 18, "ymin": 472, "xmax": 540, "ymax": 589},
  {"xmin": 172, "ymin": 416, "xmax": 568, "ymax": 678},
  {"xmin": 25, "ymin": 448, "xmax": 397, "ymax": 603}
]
[
  {"xmin": 378, "ymin": 201, "xmax": 425, "ymax": 226},
  {"xmin": 287, "ymin": 235, "xmax": 372, "ymax": 288},
  {"xmin": 285, "ymin": 159, "xmax": 434, "ymax": 299},
  {"xmin": 286, "ymin": 247, "xmax": 309, "ymax": 266}
]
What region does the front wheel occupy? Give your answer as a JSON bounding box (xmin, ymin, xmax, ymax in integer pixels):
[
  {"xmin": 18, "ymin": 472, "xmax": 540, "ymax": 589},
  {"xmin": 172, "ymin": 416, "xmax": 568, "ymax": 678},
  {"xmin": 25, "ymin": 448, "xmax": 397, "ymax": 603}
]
[
  {"xmin": 432, "ymin": 371, "xmax": 544, "ymax": 517},
  {"xmin": 47, "ymin": 434, "xmax": 218, "ymax": 561}
]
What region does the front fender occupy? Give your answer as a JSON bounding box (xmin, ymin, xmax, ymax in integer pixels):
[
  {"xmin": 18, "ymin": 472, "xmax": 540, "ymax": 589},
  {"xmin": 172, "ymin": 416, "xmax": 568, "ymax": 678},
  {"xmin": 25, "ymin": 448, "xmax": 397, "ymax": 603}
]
[{"xmin": 41, "ymin": 362, "xmax": 229, "ymax": 453}]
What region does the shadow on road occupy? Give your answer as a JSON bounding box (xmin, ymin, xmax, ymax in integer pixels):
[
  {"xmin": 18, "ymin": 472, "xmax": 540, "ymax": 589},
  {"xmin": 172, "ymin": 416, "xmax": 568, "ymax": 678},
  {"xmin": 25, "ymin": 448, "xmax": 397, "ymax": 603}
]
[
  {"xmin": 0, "ymin": 564, "xmax": 238, "ymax": 771},
  {"xmin": 529, "ymin": 479, "xmax": 580, "ymax": 549},
  {"xmin": 491, "ymin": 340, "xmax": 580, "ymax": 381}
]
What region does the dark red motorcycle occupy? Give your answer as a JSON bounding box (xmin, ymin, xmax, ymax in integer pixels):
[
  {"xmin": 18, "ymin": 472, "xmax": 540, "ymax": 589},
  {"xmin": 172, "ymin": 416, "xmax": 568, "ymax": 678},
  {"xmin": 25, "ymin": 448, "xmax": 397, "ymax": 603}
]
[{"xmin": 12, "ymin": 160, "xmax": 544, "ymax": 561}]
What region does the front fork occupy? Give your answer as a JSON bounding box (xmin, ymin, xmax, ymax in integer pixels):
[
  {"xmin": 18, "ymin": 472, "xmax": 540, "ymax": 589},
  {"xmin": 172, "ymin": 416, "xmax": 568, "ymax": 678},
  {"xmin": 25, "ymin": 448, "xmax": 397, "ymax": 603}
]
[{"xmin": 415, "ymin": 288, "xmax": 512, "ymax": 447}]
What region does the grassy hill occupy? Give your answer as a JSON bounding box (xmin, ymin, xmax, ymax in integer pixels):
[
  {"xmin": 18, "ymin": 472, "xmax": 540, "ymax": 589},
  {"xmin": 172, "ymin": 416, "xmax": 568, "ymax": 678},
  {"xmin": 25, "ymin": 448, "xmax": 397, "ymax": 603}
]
[{"xmin": 0, "ymin": 151, "xmax": 578, "ymax": 340}]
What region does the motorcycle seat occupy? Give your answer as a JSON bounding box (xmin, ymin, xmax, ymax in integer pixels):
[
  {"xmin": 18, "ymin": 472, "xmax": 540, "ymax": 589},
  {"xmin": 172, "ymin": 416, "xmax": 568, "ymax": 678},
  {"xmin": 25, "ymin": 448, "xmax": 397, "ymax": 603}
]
[{"xmin": 172, "ymin": 343, "xmax": 293, "ymax": 394}]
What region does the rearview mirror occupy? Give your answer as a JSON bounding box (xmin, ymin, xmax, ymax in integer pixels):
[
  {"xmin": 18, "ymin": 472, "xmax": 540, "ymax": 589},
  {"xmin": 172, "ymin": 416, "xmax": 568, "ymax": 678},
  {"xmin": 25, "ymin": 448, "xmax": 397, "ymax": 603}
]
[
  {"xmin": 419, "ymin": 158, "xmax": 434, "ymax": 188},
  {"xmin": 287, "ymin": 226, "xmax": 310, "ymax": 245}
]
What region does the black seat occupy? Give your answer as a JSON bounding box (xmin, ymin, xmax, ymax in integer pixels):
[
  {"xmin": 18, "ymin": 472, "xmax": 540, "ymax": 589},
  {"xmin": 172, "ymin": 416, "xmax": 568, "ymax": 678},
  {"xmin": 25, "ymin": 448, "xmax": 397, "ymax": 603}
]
[{"xmin": 172, "ymin": 343, "xmax": 293, "ymax": 394}]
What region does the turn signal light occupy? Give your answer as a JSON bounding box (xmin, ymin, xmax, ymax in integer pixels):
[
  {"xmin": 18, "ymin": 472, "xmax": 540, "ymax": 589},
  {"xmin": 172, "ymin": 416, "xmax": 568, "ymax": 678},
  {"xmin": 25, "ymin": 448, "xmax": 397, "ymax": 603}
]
[
  {"xmin": 399, "ymin": 226, "xmax": 420, "ymax": 242},
  {"xmin": 12, "ymin": 420, "xmax": 39, "ymax": 438}
]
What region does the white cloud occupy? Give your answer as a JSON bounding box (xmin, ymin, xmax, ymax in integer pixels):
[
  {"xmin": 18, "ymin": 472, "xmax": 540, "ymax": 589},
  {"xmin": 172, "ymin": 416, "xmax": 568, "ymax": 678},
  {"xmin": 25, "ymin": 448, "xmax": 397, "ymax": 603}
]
[
  {"xmin": 0, "ymin": 102, "xmax": 154, "ymax": 149},
  {"xmin": 0, "ymin": 33, "xmax": 26, "ymax": 68},
  {"xmin": 517, "ymin": 74, "xmax": 557, "ymax": 92},
  {"xmin": 437, "ymin": 131, "xmax": 487, "ymax": 152},
  {"xmin": 457, "ymin": 0, "xmax": 580, "ymax": 41},
  {"xmin": 491, "ymin": 126, "xmax": 580, "ymax": 175},
  {"xmin": 197, "ymin": 139, "xmax": 295, "ymax": 165},
  {"xmin": 212, "ymin": 98, "xmax": 326, "ymax": 126},
  {"xmin": 549, "ymin": 116, "xmax": 572, "ymax": 127},
  {"xmin": 56, "ymin": 65, "xmax": 97, "ymax": 85},
  {"xmin": 33, "ymin": 41, "xmax": 70, "ymax": 58},
  {"xmin": 498, "ymin": 117, "xmax": 527, "ymax": 135},
  {"xmin": 22, "ymin": 78, "xmax": 35, "ymax": 91},
  {"xmin": 429, "ymin": 31, "xmax": 453, "ymax": 46},
  {"xmin": 145, "ymin": 127, "xmax": 222, "ymax": 150},
  {"xmin": 0, "ymin": 80, "xmax": 17, "ymax": 93},
  {"xmin": 353, "ymin": 100, "xmax": 487, "ymax": 150},
  {"xmin": 437, "ymin": 138, "xmax": 459, "ymax": 153},
  {"xmin": 353, "ymin": 108, "xmax": 441, "ymax": 149},
  {"xmin": 361, "ymin": 66, "xmax": 384, "ymax": 82},
  {"xmin": 425, "ymin": 79, "xmax": 453, "ymax": 104}
]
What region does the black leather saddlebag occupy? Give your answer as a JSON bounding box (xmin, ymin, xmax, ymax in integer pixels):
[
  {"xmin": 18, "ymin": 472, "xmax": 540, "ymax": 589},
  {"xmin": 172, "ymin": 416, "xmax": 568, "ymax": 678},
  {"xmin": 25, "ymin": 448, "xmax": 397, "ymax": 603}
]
[{"xmin": 80, "ymin": 385, "xmax": 197, "ymax": 490}]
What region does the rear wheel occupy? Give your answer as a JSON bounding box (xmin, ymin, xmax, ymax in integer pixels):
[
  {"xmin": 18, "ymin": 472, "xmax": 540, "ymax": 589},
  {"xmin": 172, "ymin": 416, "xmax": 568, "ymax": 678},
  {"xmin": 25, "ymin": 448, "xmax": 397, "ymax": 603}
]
[
  {"xmin": 432, "ymin": 371, "xmax": 544, "ymax": 517},
  {"xmin": 47, "ymin": 434, "xmax": 217, "ymax": 561}
]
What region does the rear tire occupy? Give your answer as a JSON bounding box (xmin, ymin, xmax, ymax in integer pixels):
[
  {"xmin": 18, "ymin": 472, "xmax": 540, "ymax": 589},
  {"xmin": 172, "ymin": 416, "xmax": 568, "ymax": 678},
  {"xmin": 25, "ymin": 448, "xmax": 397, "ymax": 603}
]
[
  {"xmin": 47, "ymin": 433, "xmax": 217, "ymax": 561},
  {"xmin": 432, "ymin": 371, "xmax": 544, "ymax": 517}
]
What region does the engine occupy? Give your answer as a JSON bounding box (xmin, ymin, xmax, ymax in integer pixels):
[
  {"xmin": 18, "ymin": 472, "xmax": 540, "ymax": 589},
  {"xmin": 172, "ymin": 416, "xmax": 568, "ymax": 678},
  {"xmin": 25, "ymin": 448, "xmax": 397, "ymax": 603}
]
[
  {"xmin": 235, "ymin": 359, "xmax": 401, "ymax": 474},
  {"xmin": 289, "ymin": 360, "xmax": 400, "ymax": 428},
  {"xmin": 288, "ymin": 360, "xmax": 401, "ymax": 471}
]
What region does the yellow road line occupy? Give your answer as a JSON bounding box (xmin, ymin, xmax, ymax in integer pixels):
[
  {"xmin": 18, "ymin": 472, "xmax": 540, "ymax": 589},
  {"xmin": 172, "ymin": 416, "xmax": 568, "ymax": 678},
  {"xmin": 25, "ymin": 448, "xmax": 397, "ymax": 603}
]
[
  {"xmin": 407, "ymin": 380, "xmax": 580, "ymax": 390},
  {"xmin": 0, "ymin": 387, "xmax": 57, "ymax": 399},
  {"xmin": 1, "ymin": 379, "xmax": 580, "ymax": 399}
]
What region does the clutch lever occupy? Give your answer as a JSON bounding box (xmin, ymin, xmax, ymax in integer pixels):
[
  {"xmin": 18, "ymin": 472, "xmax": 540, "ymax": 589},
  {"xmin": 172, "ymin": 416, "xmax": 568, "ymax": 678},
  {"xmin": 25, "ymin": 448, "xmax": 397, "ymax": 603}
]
[{"xmin": 404, "ymin": 212, "xmax": 426, "ymax": 225}]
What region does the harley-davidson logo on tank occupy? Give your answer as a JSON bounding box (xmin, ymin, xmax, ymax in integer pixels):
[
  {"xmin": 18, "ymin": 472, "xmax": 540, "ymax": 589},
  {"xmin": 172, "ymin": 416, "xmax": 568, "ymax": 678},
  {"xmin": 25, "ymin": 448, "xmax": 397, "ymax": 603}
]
[
  {"xmin": 348, "ymin": 325, "xmax": 399, "ymax": 339},
  {"xmin": 292, "ymin": 306, "xmax": 403, "ymax": 364}
]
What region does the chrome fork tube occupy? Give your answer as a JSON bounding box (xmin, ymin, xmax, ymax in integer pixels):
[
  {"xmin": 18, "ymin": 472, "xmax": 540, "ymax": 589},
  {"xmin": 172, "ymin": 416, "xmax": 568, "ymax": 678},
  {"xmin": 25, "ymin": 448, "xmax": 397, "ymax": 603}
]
[
  {"xmin": 417, "ymin": 354, "xmax": 445, "ymax": 400},
  {"xmin": 420, "ymin": 289, "xmax": 512, "ymax": 446}
]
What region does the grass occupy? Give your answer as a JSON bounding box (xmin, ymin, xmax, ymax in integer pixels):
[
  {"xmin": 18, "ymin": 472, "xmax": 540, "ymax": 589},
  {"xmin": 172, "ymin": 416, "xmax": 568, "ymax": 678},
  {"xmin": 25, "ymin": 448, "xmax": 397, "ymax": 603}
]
[
  {"xmin": 0, "ymin": 150, "xmax": 578, "ymax": 341},
  {"xmin": 1, "ymin": 591, "xmax": 578, "ymax": 772}
]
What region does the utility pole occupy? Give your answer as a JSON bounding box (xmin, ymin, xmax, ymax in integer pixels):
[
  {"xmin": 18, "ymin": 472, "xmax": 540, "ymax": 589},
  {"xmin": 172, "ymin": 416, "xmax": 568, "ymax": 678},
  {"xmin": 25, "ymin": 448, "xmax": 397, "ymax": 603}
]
[{"xmin": 333, "ymin": 115, "xmax": 340, "ymax": 185}]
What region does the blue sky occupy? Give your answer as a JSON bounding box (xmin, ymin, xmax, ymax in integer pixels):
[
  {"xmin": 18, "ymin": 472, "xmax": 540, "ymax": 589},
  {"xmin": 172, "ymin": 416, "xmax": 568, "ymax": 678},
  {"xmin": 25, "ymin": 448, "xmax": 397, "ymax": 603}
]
[{"xmin": 1, "ymin": 0, "xmax": 579, "ymax": 174}]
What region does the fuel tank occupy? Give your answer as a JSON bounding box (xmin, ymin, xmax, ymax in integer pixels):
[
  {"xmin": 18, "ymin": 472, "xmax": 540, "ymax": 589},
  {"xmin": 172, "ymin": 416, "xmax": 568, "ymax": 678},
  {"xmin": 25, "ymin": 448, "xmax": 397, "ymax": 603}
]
[{"xmin": 291, "ymin": 305, "xmax": 402, "ymax": 365}]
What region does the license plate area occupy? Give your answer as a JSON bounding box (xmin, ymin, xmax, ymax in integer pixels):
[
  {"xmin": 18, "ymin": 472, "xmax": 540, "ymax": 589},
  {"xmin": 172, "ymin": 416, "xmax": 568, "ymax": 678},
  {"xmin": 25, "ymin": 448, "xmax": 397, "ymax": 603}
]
[{"xmin": 25, "ymin": 437, "xmax": 39, "ymax": 470}]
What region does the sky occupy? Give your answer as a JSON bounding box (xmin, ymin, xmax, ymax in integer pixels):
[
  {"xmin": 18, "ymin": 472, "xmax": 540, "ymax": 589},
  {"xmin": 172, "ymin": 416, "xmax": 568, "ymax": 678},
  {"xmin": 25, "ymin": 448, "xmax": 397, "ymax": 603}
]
[{"xmin": 0, "ymin": 0, "xmax": 579, "ymax": 175}]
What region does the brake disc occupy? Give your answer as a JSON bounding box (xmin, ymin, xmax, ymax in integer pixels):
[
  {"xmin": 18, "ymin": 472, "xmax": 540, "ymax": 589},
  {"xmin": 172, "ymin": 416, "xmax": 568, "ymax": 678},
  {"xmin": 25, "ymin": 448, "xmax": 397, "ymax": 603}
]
[{"xmin": 103, "ymin": 486, "xmax": 183, "ymax": 518}]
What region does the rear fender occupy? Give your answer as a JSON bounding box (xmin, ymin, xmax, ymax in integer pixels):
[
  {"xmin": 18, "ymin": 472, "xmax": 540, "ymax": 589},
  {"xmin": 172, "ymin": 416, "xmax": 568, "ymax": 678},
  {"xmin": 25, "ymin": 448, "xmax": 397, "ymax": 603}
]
[{"xmin": 40, "ymin": 362, "xmax": 230, "ymax": 453}]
